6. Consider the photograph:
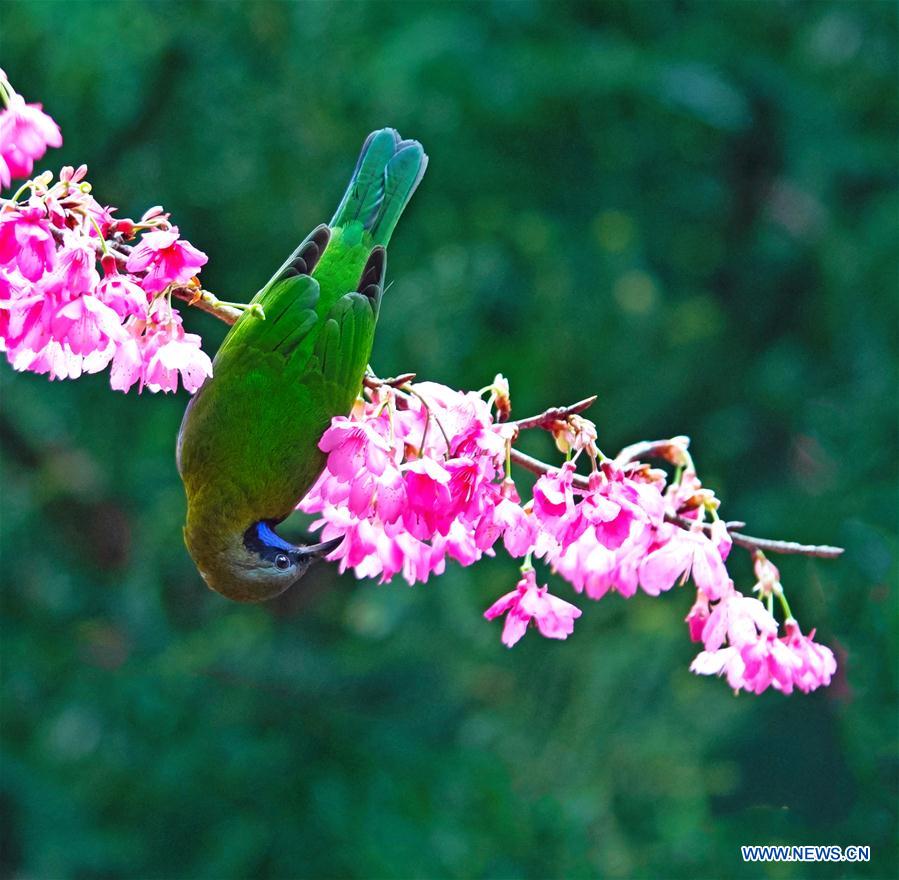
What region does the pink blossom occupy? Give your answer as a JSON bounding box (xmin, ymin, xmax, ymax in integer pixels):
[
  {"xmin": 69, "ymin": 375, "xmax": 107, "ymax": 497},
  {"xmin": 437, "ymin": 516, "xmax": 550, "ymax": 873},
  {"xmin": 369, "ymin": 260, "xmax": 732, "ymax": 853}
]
[
  {"xmin": 700, "ymin": 591, "xmax": 777, "ymax": 652},
  {"xmin": 300, "ymin": 383, "xmax": 511, "ymax": 584},
  {"xmin": 319, "ymin": 417, "xmax": 392, "ymax": 480},
  {"xmin": 685, "ymin": 592, "xmax": 710, "ymax": 642},
  {"xmin": 13, "ymin": 341, "xmax": 75, "ymax": 380},
  {"xmin": 532, "ymin": 464, "xmax": 581, "ymax": 545},
  {"xmin": 0, "ymin": 89, "xmax": 62, "ymax": 183},
  {"xmin": 639, "ymin": 524, "xmax": 731, "ymax": 599},
  {"xmin": 51, "ymin": 294, "xmax": 123, "ymax": 356},
  {"xmin": 401, "ymin": 456, "xmax": 454, "ymax": 539},
  {"xmin": 689, "ymin": 647, "xmax": 748, "ymax": 691},
  {"xmin": 551, "ymin": 528, "xmax": 645, "ymax": 600},
  {"xmin": 0, "ymin": 207, "xmax": 56, "ymax": 280},
  {"xmin": 43, "ymin": 242, "xmax": 99, "ymax": 299},
  {"xmin": 738, "ymin": 633, "xmax": 801, "ymax": 694},
  {"xmin": 538, "ymin": 470, "xmax": 665, "ymax": 601},
  {"xmin": 125, "ymin": 227, "xmax": 208, "ymax": 293},
  {"xmin": 146, "ymin": 333, "xmax": 210, "ymax": 393},
  {"xmin": 109, "ymin": 318, "xmax": 211, "ymax": 394},
  {"xmin": 751, "ymin": 552, "xmax": 781, "ymax": 598},
  {"xmin": 96, "ymin": 260, "xmax": 149, "ymax": 318},
  {"xmin": 475, "ymin": 492, "xmax": 538, "ymax": 557},
  {"xmin": 781, "ymin": 621, "xmax": 837, "ymax": 693},
  {"xmin": 434, "ymin": 518, "xmax": 484, "ymax": 568},
  {"xmin": 484, "ymin": 569, "xmax": 582, "ymax": 647}
]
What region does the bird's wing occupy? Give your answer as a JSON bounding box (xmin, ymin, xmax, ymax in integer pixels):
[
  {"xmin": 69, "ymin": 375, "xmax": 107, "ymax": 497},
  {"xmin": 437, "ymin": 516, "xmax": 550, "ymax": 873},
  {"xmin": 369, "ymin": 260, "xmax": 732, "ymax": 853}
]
[
  {"xmin": 176, "ymin": 272, "xmax": 320, "ymax": 485},
  {"xmin": 215, "ymin": 272, "xmax": 321, "ymax": 369},
  {"xmin": 312, "ymin": 246, "xmax": 385, "ymax": 395}
]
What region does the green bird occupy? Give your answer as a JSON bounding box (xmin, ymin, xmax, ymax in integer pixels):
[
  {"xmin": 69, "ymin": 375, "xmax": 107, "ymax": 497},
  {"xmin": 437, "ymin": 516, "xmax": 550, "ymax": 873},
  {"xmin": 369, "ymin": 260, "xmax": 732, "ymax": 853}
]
[{"xmin": 176, "ymin": 129, "xmax": 427, "ymax": 602}]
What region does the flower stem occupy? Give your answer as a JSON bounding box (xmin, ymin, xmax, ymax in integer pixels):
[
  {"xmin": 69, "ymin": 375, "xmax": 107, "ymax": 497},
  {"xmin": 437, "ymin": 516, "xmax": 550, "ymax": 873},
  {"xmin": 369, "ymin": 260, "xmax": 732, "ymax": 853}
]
[
  {"xmin": 88, "ymin": 214, "xmax": 109, "ymax": 256},
  {"xmin": 509, "ymin": 396, "xmax": 597, "ymax": 432},
  {"xmin": 4, "ymin": 180, "xmax": 32, "ymax": 207},
  {"xmin": 776, "ymin": 588, "xmax": 794, "ymax": 622},
  {"xmin": 401, "ymin": 384, "xmax": 453, "ymax": 455}
]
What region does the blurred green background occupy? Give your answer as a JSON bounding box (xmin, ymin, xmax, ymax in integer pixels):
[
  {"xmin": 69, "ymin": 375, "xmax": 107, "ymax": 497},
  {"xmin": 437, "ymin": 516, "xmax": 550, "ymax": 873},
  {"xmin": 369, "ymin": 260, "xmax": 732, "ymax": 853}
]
[{"xmin": 1, "ymin": 1, "xmax": 897, "ymax": 878}]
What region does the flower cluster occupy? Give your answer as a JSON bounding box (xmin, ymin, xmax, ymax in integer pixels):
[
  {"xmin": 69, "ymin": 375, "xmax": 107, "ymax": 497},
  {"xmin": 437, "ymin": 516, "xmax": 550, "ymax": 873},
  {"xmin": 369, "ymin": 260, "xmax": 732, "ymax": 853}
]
[
  {"xmin": 688, "ymin": 554, "xmax": 836, "ymax": 694},
  {"xmin": 300, "ymin": 381, "xmax": 516, "ymax": 584},
  {"xmin": 0, "ymin": 72, "xmax": 212, "ymax": 393},
  {"xmin": 300, "ymin": 376, "xmax": 837, "ymax": 694}
]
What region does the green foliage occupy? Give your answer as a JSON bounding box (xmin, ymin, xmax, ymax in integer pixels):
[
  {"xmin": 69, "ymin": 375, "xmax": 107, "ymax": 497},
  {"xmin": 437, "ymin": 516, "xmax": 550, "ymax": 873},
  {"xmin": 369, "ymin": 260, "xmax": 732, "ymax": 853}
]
[{"xmin": 1, "ymin": 1, "xmax": 896, "ymax": 877}]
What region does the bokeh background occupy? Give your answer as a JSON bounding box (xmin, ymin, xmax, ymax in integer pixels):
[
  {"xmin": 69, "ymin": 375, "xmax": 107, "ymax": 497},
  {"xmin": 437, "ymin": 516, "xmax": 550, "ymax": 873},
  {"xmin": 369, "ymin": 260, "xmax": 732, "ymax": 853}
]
[{"xmin": 1, "ymin": 1, "xmax": 897, "ymax": 878}]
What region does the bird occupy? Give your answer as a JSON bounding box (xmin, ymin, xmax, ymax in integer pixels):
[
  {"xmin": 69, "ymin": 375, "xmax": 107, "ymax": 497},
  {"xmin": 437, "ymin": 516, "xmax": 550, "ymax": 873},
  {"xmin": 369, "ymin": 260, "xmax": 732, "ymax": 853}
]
[{"xmin": 176, "ymin": 129, "xmax": 427, "ymax": 602}]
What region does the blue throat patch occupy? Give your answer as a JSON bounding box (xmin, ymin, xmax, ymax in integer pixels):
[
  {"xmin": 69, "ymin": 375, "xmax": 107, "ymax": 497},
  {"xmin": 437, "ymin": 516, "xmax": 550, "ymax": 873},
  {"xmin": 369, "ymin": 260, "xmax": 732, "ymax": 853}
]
[{"xmin": 243, "ymin": 521, "xmax": 295, "ymax": 556}]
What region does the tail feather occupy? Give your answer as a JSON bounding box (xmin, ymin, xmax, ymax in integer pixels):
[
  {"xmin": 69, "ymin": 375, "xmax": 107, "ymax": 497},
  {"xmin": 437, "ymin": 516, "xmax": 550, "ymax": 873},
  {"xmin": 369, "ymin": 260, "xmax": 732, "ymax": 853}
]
[{"xmin": 330, "ymin": 128, "xmax": 427, "ymax": 247}]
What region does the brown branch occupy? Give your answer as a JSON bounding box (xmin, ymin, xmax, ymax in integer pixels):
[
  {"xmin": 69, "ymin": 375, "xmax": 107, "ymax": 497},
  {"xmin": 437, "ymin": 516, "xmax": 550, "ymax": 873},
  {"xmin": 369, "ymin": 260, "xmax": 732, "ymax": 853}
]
[
  {"xmin": 724, "ymin": 531, "xmax": 843, "ymax": 558},
  {"xmin": 509, "ymin": 396, "xmax": 598, "ymax": 431},
  {"xmin": 509, "ymin": 447, "xmax": 588, "ymax": 486},
  {"xmin": 508, "ymin": 447, "xmax": 844, "ymax": 560}
]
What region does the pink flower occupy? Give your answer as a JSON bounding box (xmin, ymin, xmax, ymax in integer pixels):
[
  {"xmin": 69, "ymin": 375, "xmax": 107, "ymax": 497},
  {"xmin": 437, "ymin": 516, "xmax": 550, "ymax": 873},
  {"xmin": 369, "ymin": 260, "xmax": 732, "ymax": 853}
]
[
  {"xmin": 401, "ymin": 456, "xmax": 454, "ymax": 539},
  {"xmin": 781, "ymin": 621, "xmax": 837, "ymax": 693},
  {"xmin": 685, "ymin": 592, "xmax": 710, "ymax": 642},
  {"xmin": 319, "ymin": 417, "xmax": 392, "ymax": 480},
  {"xmin": 299, "ymin": 382, "xmax": 515, "ymax": 584},
  {"xmin": 125, "ymin": 227, "xmax": 208, "ymax": 293},
  {"xmin": 0, "ymin": 144, "xmax": 212, "ymax": 394},
  {"xmin": 532, "ymin": 464, "xmax": 580, "ymax": 545},
  {"xmin": 689, "ymin": 647, "xmax": 748, "ymax": 692},
  {"xmin": 751, "ymin": 552, "xmax": 781, "ymax": 598},
  {"xmin": 96, "ymin": 261, "xmax": 149, "ymax": 318},
  {"xmin": 434, "ymin": 518, "xmax": 484, "ymax": 568},
  {"xmin": 0, "ymin": 89, "xmax": 62, "ymax": 183},
  {"xmin": 484, "ymin": 569, "xmax": 582, "ymax": 647},
  {"xmin": 108, "ymin": 323, "xmax": 145, "ymax": 392},
  {"xmin": 144, "ymin": 325, "xmax": 212, "ymax": 393},
  {"xmin": 476, "ymin": 492, "xmax": 538, "ymax": 557},
  {"xmin": 109, "ymin": 318, "xmax": 211, "ymax": 394},
  {"xmin": 739, "ymin": 634, "xmax": 800, "ymax": 693},
  {"xmin": 0, "ymin": 208, "xmax": 56, "ymax": 281},
  {"xmin": 51, "ymin": 294, "xmax": 123, "ymax": 356},
  {"xmin": 700, "ymin": 591, "xmax": 777, "ymax": 652},
  {"xmin": 43, "ymin": 243, "xmax": 99, "ymax": 299},
  {"xmin": 639, "ymin": 524, "xmax": 731, "ymax": 599},
  {"xmin": 13, "ymin": 339, "xmax": 84, "ymax": 380}
]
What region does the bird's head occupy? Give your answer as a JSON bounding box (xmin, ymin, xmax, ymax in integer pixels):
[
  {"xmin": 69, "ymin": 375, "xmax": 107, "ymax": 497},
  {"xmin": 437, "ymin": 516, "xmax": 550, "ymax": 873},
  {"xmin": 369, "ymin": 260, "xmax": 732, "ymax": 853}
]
[{"xmin": 190, "ymin": 520, "xmax": 342, "ymax": 603}]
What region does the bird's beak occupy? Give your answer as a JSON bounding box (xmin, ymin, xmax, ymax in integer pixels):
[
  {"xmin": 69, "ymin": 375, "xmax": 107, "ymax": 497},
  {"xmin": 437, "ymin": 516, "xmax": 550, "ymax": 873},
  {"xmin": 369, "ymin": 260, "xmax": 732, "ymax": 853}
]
[{"xmin": 297, "ymin": 536, "xmax": 344, "ymax": 561}]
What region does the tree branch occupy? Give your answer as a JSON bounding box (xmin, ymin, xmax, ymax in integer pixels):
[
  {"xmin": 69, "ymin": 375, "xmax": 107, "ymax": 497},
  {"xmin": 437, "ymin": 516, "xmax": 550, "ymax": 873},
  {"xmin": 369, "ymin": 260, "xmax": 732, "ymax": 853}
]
[
  {"xmin": 508, "ymin": 447, "xmax": 844, "ymax": 559},
  {"xmin": 509, "ymin": 396, "xmax": 598, "ymax": 431}
]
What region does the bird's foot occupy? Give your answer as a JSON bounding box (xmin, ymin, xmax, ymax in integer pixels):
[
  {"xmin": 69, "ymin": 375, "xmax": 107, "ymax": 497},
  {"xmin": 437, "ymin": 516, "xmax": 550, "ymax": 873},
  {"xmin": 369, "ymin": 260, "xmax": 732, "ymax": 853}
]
[
  {"xmin": 363, "ymin": 367, "xmax": 417, "ymax": 390},
  {"xmin": 202, "ymin": 294, "xmax": 265, "ymax": 321}
]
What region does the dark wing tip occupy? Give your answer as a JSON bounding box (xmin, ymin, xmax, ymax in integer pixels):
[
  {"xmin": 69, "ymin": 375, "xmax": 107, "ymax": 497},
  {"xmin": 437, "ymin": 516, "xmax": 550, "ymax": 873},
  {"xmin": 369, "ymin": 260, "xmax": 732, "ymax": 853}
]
[{"xmin": 357, "ymin": 247, "xmax": 386, "ymax": 295}]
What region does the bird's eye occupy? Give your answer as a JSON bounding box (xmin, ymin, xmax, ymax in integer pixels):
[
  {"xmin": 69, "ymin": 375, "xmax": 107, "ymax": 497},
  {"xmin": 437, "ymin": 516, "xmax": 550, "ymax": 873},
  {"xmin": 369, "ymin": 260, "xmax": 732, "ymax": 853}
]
[{"xmin": 275, "ymin": 553, "xmax": 291, "ymax": 570}]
